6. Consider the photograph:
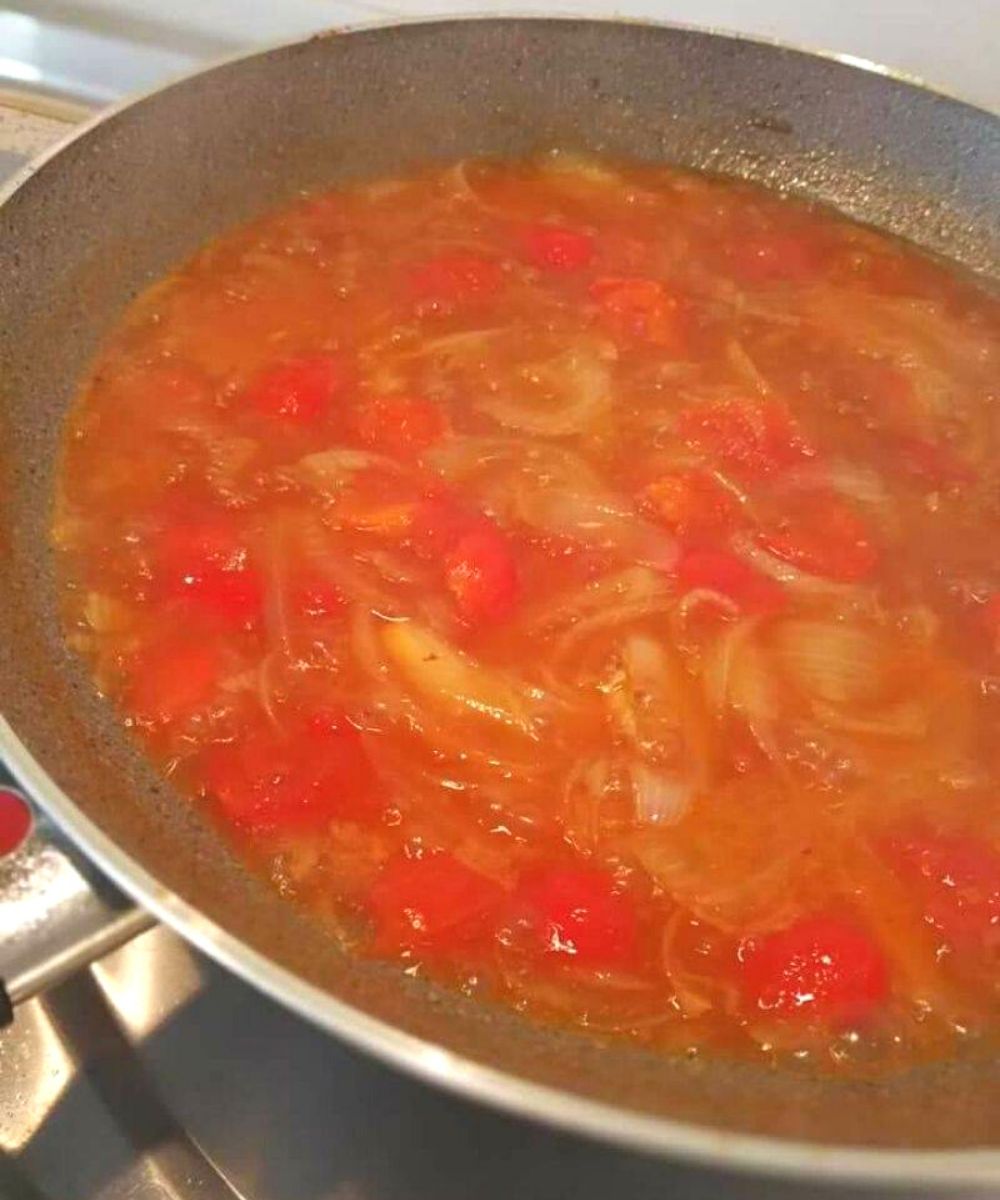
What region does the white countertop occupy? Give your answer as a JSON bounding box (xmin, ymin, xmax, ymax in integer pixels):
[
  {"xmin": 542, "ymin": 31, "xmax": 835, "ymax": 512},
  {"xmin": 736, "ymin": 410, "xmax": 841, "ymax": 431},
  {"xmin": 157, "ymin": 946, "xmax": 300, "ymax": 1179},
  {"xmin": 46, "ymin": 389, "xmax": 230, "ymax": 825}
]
[{"xmin": 0, "ymin": 0, "xmax": 998, "ymax": 111}]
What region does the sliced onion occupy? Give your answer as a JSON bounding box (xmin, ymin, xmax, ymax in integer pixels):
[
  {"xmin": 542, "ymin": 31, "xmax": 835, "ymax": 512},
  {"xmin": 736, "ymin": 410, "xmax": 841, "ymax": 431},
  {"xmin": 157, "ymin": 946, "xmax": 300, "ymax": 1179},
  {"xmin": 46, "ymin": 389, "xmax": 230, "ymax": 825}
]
[
  {"xmin": 296, "ymin": 448, "xmax": 405, "ymax": 493},
  {"xmin": 527, "ymin": 566, "xmax": 669, "ymax": 634},
  {"xmin": 631, "ymin": 764, "xmax": 694, "ymax": 826},
  {"xmin": 413, "ymin": 327, "xmax": 503, "ymax": 360},
  {"xmin": 553, "ymin": 599, "xmax": 675, "ymax": 664},
  {"xmin": 355, "ymin": 548, "xmax": 432, "ymax": 588},
  {"xmin": 168, "ymin": 415, "xmax": 259, "ymax": 498},
  {"xmin": 296, "ymin": 516, "xmax": 401, "ymax": 614},
  {"xmin": 802, "ymin": 286, "xmax": 997, "ymax": 382},
  {"xmin": 782, "ymin": 458, "xmax": 889, "ymax": 509},
  {"xmin": 261, "ymin": 519, "xmax": 293, "ymax": 659},
  {"xmin": 428, "ymin": 435, "xmax": 676, "ymax": 566},
  {"xmin": 381, "ymin": 620, "xmax": 542, "ymax": 739},
  {"xmin": 660, "ymin": 909, "xmax": 741, "ymax": 1019},
  {"xmin": 701, "ymin": 617, "xmax": 764, "ymax": 714},
  {"xmin": 427, "ymin": 435, "xmax": 604, "ymax": 489},
  {"xmin": 478, "ymin": 341, "xmax": 613, "ymax": 437},
  {"xmin": 769, "ymin": 618, "xmax": 888, "ymax": 707},
  {"xmin": 616, "ymin": 632, "xmax": 695, "ymax": 757},
  {"xmin": 426, "ymin": 434, "xmax": 541, "ymax": 481},
  {"xmin": 350, "ymin": 606, "xmax": 392, "ymax": 684},
  {"xmin": 726, "ymin": 339, "xmax": 771, "ymax": 396},
  {"xmin": 561, "ymin": 757, "xmax": 612, "ymax": 854},
  {"xmin": 701, "ymin": 620, "xmax": 789, "ymax": 774},
  {"xmin": 729, "ymin": 530, "xmax": 870, "ymax": 599},
  {"xmin": 674, "ymin": 587, "xmax": 741, "ymax": 630},
  {"xmin": 731, "ymin": 651, "xmax": 781, "ymax": 761},
  {"xmin": 811, "ymin": 697, "xmax": 928, "ymax": 740},
  {"xmin": 505, "ymin": 483, "xmax": 677, "ymax": 569},
  {"xmin": 635, "ymin": 831, "xmax": 803, "ymax": 935}
]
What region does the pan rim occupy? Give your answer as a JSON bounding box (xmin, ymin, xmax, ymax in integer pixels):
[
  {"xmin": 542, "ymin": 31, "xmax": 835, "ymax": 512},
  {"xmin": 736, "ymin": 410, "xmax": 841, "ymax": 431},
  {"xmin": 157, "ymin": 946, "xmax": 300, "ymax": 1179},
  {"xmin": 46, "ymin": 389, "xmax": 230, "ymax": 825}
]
[{"xmin": 2, "ymin": 16, "xmax": 998, "ymax": 1184}]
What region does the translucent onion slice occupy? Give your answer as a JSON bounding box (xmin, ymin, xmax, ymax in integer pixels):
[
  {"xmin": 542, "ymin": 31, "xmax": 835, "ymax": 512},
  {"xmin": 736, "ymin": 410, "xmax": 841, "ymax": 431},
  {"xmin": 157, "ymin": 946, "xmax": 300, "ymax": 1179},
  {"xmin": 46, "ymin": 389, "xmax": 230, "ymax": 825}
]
[
  {"xmin": 428, "ymin": 436, "xmax": 677, "ymax": 567},
  {"xmin": 296, "ymin": 448, "xmax": 406, "ymax": 493},
  {"xmin": 811, "ymin": 697, "xmax": 928, "ymax": 741},
  {"xmin": 782, "ymin": 458, "xmax": 889, "ymax": 510},
  {"xmin": 427, "ymin": 435, "xmax": 598, "ymax": 485},
  {"xmin": 526, "ymin": 566, "xmax": 670, "ymax": 635},
  {"xmin": 769, "ymin": 618, "xmax": 889, "ymax": 708},
  {"xmin": 478, "ymin": 341, "xmax": 613, "ymax": 437},
  {"xmin": 505, "ymin": 483, "xmax": 677, "ymax": 568},
  {"xmin": 381, "ymin": 620, "xmax": 543, "ymax": 739},
  {"xmin": 631, "ymin": 764, "xmax": 694, "ymax": 826}
]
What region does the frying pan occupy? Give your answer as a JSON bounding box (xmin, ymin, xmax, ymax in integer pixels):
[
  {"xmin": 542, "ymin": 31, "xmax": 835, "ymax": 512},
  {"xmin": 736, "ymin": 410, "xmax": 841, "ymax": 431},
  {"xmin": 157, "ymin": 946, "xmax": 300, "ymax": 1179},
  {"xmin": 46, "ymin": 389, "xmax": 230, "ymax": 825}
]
[{"xmin": 0, "ymin": 18, "xmax": 998, "ymax": 1187}]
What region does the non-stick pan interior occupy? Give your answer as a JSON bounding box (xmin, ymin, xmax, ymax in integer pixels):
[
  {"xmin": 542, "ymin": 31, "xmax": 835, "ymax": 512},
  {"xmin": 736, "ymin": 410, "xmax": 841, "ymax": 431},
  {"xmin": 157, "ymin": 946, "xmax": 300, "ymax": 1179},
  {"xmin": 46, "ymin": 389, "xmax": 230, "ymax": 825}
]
[{"xmin": 0, "ymin": 19, "xmax": 999, "ymax": 1155}]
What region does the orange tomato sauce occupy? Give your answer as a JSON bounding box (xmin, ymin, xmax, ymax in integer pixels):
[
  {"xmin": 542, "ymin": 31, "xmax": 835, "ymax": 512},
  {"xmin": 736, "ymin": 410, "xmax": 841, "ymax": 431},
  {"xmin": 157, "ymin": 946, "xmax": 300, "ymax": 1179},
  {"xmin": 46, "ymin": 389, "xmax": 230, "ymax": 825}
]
[{"xmin": 54, "ymin": 154, "xmax": 1000, "ymax": 1073}]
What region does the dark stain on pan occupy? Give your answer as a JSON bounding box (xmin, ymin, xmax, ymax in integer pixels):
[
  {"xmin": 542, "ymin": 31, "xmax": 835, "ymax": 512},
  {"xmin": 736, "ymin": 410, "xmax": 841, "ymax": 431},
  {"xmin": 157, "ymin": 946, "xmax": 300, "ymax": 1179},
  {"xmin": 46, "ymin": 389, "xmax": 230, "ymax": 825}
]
[{"xmin": 0, "ymin": 19, "xmax": 997, "ymax": 1150}]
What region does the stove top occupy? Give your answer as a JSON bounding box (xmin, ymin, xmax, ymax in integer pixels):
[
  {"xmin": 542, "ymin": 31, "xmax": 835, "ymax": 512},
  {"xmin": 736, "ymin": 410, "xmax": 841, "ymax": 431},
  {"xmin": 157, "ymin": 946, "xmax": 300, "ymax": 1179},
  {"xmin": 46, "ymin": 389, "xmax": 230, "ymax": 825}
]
[{"xmin": 0, "ymin": 96, "xmax": 987, "ymax": 1200}]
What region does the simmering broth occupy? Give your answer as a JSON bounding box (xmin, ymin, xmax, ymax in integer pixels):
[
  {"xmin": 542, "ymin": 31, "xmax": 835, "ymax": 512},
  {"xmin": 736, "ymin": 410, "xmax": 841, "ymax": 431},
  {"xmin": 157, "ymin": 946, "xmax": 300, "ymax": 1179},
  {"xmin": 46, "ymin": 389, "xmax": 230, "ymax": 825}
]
[{"xmin": 54, "ymin": 155, "xmax": 1000, "ymax": 1074}]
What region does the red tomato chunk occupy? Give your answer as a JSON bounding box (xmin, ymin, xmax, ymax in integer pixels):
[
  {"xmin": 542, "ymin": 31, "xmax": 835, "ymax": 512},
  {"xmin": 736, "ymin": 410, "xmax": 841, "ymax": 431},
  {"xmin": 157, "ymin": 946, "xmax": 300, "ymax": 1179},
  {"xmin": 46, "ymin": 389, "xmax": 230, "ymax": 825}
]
[
  {"xmin": 881, "ymin": 828, "xmax": 1000, "ymax": 950},
  {"xmin": 242, "ymin": 355, "xmax": 348, "ymax": 423},
  {"xmin": 675, "ymin": 548, "xmax": 786, "ymax": 615},
  {"xmin": 357, "ymin": 395, "xmax": 446, "ymax": 458},
  {"xmin": 204, "ymin": 713, "xmax": 384, "ymax": 835},
  {"xmin": 757, "ymin": 493, "xmax": 878, "ymax": 583},
  {"xmin": 130, "ymin": 640, "xmax": 223, "ymax": 727},
  {"xmin": 444, "ymin": 528, "xmax": 520, "ymax": 624},
  {"xmin": 516, "ymin": 868, "xmax": 639, "ymax": 969},
  {"xmin": 590, "ymin": 276, "xmax": 684, "ymax": 349},
  {"xmin": 677, "ymin": 397, "xmax": 814, "ymax": 479},
  {"xmin": 741, "ymin": 916, "xmax": 889, "ymax": 1024},
  {"xmin": 522, "ymin": 223, "xmax": 595, "ymax": 271},
  {"xmin": 410, "ymin": 253, "xmax": 503, "ymax": 311},
  {"xmin": 642, "ymin": 469, "xmax": 741, "ymax": 541},
  {"xmin": 369, "ymin": 852, "xmax": 504, "ymax": 954},
  {"xmin": 154, "ymin": 518, "xmax": 264, "ymax": 627}
]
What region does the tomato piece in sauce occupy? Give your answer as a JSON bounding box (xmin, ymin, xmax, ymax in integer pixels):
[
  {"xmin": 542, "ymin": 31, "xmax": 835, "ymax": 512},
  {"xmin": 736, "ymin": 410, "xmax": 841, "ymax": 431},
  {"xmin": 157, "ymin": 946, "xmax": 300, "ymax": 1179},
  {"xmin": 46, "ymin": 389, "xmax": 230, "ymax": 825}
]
[
  {"xmin": 677, "ymin": 397, "xmax": 814, "ymax": 479},
  {"xmin": 522, "ymin": 223, "xmax": 595, "ymax": 271},
  {"xmin": 740, "ymin": 915, "xmax": 889, "ymax": 1023},
  {"xmin": 242, "ymin": 355, "xmax": 348, "ymax": 424},
  {"xmin": 444, "ymin": 527, "xmax": 520, "ymax": 624},
  {"xmin": 410, "ymin": 253, "xmax": 503, "ymax": 312},
  {"xmin": 368, "ymin": 852, "xmax": 504, "ymax": 955},
  {"xmin": 406, "ymin": 498, "xmax": 520, "ymax": 622},
  {"xmin": 408, "ymin": 497, "xmax": 480, "ymax": 560},
  {"xmin": 129, "ymin": 640, "xmax": 223, "ymax": 727},
  {"xmin": 356, "ymin": 395, "xmax": 446, "ymax": 458},
  {"xmin": 516, "ymin": 867, "xmax": 639, "ymax": 969},
  {"xmin": 641, "ymin": 469, "xmax": 741, "ymax": 541},
  {"xmin": 589, "ymin": 277, "xmax": 684, "ymax": 349},
  {"xmin": 154, "ymin": 517, "xmax": 264, "ymax": 627},
  {"xmin": 880, "ymin": 828, "xmax": 1000, "ymax": 951},
  {"xmin": 204, "ymin": 711, "xmax": 384, "ymax": 835},
  {"xmin": 757, "ymin": 492, "xmax": 878, "ymax": 583},
  {"xmin": 675, "ymin": 548, "xmax": 786, "ymax": 615}
]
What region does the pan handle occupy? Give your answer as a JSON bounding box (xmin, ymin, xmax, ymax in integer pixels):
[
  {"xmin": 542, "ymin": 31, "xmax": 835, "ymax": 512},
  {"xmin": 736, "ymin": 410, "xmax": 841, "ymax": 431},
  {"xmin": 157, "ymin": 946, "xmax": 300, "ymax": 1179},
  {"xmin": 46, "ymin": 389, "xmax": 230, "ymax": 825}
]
[{"xmin": 0, "ymin": 781, "xmax": 154, "ymax": 1026}]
